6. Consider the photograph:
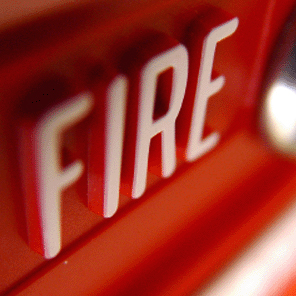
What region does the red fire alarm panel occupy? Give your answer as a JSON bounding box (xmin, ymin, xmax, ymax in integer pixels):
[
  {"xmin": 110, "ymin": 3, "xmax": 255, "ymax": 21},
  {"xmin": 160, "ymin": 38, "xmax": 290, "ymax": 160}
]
[{"xmin": 1, "ymin": 0, "xmax": 296, "ymax": 295}]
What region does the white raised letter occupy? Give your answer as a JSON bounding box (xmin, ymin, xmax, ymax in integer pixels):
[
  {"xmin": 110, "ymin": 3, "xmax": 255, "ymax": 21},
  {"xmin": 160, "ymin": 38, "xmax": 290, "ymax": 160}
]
[
  {"xmin": 132, "ymin": 44, "xmax": 188, "ymax": 198},
  {"xmin": 36, "ymin": 92, "xmax": 94, "ymax": 259},
  {"xmin": 186, "ymin": 17, "xmax": 239, "ymax": 161},
  {"xmin": 104, "ymin": 76, "xmax": 128, "ymax": 217}
]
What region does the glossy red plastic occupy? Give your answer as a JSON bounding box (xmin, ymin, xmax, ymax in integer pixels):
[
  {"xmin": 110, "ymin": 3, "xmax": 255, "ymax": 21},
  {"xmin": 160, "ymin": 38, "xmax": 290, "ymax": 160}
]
[{"xmin": 1, "ymin": 0, "xmax": 296, "ymax": 295}]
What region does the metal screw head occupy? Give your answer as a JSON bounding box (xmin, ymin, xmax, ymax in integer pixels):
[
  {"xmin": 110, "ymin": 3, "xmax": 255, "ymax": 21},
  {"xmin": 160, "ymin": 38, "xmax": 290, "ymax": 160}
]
[{"xmin": 260, "ymin": 7, "xmax": 296, "ymax": 157}]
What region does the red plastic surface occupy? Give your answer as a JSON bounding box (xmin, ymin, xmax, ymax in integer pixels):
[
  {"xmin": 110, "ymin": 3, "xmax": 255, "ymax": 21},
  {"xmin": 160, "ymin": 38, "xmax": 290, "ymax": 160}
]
[{"xmin": 1, "ymin": 0, "xmax": 296, "ymax": 295}]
